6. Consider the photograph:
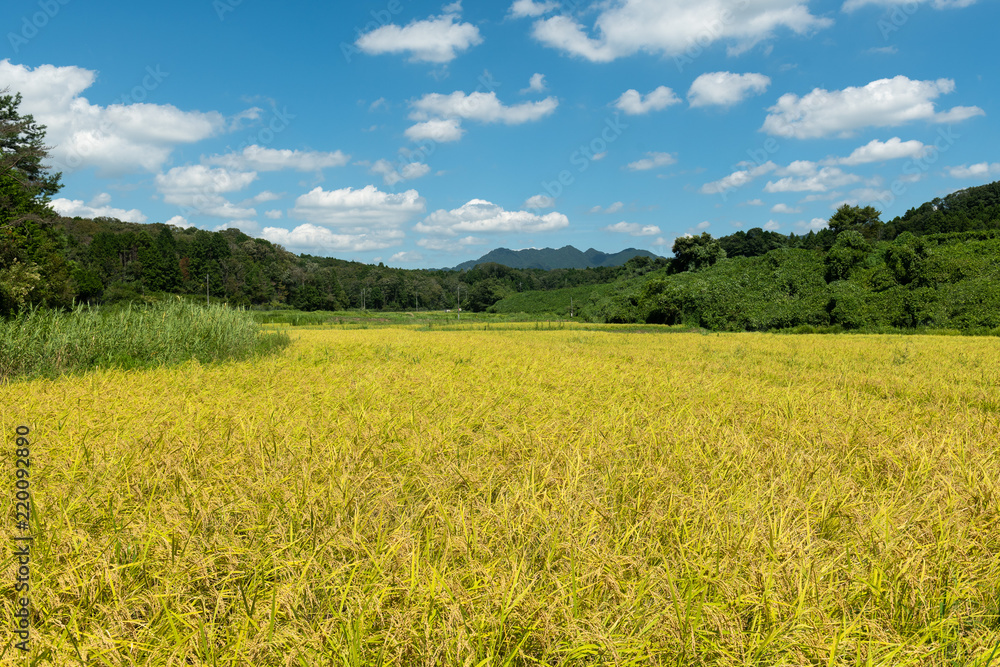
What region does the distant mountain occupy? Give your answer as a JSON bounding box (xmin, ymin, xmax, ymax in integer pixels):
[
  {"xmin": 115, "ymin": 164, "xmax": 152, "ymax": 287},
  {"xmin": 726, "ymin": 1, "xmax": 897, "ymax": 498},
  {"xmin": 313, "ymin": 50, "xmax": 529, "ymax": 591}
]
[{"xmin": 453, "ymin": 246, "xmax": 662, "ymax": 271}]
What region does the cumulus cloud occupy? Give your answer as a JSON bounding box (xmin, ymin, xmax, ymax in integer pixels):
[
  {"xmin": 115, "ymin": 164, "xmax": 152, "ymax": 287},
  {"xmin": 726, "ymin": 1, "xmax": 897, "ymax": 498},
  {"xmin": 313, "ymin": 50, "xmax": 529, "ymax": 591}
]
[
  {"xmin": 205, "ymin": 145, "xmax": 349, "ymax": 171},
  {"xmin": 764, "ymin": 160, "xmax": 861, "ymax": 192},
  {"xmin": 613, "ymin": 86, "xmax": 681, "ymax": 115},
  {"xmin": 155, "ymin": 165, "xmax": 259, "ymax": 218},
  {"xmin": 521, "ymin": 73, "xmax": 548, "ymax": 93},
  {"xmin": 828, "ymin": 137, "xmax": 928, "ymax": 165},
  {"xmin": 508, "ymin": 0, "xmax": 559, "ymax": 17},
  {"xmin": 406, "ymin": 91, "xmax": 558, "ymax": 143},
  {"xmin": 523, "ymin": 194, "xmax": 556, "ymax": 209},
  {"xmin": 762, "ymin": 76, "xmax": 985, "ymax": 139},
  {"xmin": 528, "ymin": 0, "xmax": 832, "ymax": 62},
  {"xmin": 604, "ymin": 221, "xmax": 661, "ymax": 236},
  {"xmin": 946, "ymin": 162, "xmax": 1000, "ymax": 179},
  {"xmin": 370, "ymin": 159, "xmax": 432, "ymax": 185},
  {"xmin": 687, "ymin": 71, "xmax": 770, "ymax": 108},
  {"xmin": 700, "ymin": 161, "xmax": 777, "ymax": 194},
  {"xmin": 261, "ymin": 224, "xmax": 405, "ymax": 253},
  {"xmin": 410, "ymin": 91, "xmax": 558, "ymax": 124},
  {"xmin": 415, "ymin": 199, "xmax": 569, "ymax": 236},
  {"xmin": 771, "ymin": 203, "xmax": 802, "ymax": 214},
  {"xmin": 404, "ymin": 118, "xmax": 465, "ymax": 142},
  {"xmin": 1, "ymin": 60, "xmax": 229, "ymax": 174},
  {"xmin": 290, "ymin": 185, "xmax": 426, "ymax": 228},
  {"xmin": 165, "ymin": 215, "xmax": 188, "ymax": 227},
  {"xmin": 50, "ymin": 193, "xmax": 147, "ymax": 222},
  {"xmin": 355, "ymin": 11, "xmax": 482, "ymax": 63},
  {"xmin": 764, "ymin": 162, "xmax": 861, "ymax": 193},
  {"xmin": 264, "ymin": 210, "xmax": 283, "ymax": 219},
  {"xmin": 626, "ymin": 152, "xmax": 677, "ymax": 171},
  {"xmin": 794, "ymin": 218, "xmax": 829, "ymax": 232}
]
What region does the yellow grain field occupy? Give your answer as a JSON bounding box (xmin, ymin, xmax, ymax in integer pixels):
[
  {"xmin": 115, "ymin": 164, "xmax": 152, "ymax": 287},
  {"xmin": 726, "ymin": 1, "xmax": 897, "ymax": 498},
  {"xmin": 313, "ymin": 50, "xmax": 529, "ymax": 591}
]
[{"xmin": 3, "ymin": 325, "xmax": 1000, "ymax": 665}]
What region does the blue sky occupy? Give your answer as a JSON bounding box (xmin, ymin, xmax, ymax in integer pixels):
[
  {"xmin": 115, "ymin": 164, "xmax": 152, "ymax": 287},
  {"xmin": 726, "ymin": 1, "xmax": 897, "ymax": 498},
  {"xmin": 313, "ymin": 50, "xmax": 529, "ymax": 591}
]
[{"xmin": 4, "ymin": 0, "xmax": 998, "ymax": 268}]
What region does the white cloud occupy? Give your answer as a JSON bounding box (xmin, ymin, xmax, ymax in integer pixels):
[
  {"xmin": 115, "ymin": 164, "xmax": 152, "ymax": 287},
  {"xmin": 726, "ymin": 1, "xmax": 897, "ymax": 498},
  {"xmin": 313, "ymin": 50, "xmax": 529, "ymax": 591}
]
[
  {"xmin": 764, "ymin": 163, "xmax": 861, "ymax": 192},
  {"xmin": 261, "ymin": 224, "xmax": 405, "ymax": 253},
  {"xmin": 390, "ymin": 251, "xmax": 425, "ymax": 263},
  {"xmin": 370, "ymin": 159, "xmax": 431, "ymax": 185},
  {"xmin": 244, "ymin": 191, "xmax": 282, "ymax": 204},
  {"xmin": 264, "ymin": 210, "xmax": 283, "ymax": 219},
  {"xmin": 763, "ymin": 220, "xmax": 781, "ymax": 231},
  {"xmin": 50, "ymin": 193, "xmax": 147, "ymax": 222},
  {"xmin": 290, "ymin": 185, "xmax": 426, "ymax": 228},
  {"xmin": 762, "ymin": 76, "xmax": 985, "ymax": 139},
  {"xmin": 695, "ymin": 220, "xmax": 711, "ymax": 230},
  {"xmin": 1, "ymin": 60, "xmax": 227, "ymax": 174},
  {"xmin": 626, "ymin": 152, "xmax": 677, "ymax": 171},
  {"xmin": 613, "ymin": 86, "xmax": 681, "ymax": 115},
  {"xmin": 604, "ymin": 221, "xmax": 661, "ymax": 236},
  {"xmin": 742, "ymin": 198, "xmax": 765, "ymax": 206},
  {"xmin": 946, "ymin": 162, "xmax": 1000, "ymax": 179},
  {"xmin": 829, "ymin": 137, "xmax": 928, "ymax": 165},
  {"xmin": 771, "ymin": 203, "xmax": 802, "ymax": 214},
  {"xmin": 404, "ymin": 118, "xmax": 465, "ymax": 142},
  {"xmin": 410, "ymin": 91, "xmax": 558, "ymax": 124},
  {"xmin": 523, "ymin": 194, "xmax": 556, "ymax": 209},
  {"xmin": 417, "ymin": 235, "xmax": 485, "ymax": 251},
  {"xmin": 415, "ymin": 199, "xmax": 569, "ymax": 236},
  {"xmin": 589, "ymin": 201, "xmax": 625, "ymax": 214},
  {"xmin": 521, "ymin": 73, "xmax": 548, "ymax": 94},
  {"xmin": 794, "ymin": 218, "xmax": 828, "ymax": 232},
  {"xmin": 165, "ymin": 215, "xmax": 188, "ymax": 227},
  {"xmin": 355, "ymin": 12, "xmax": 482, "ymax": 63},
  {"xmin": 509, "ymin": 0, "xmax": 559, "ymax": 18},
  {"xmin": 529, "ymin": 0, "xmax": 832, "ymax": 63},
  {"xmin": 688, "ymin": 72, "xmax": 770, "ymax": 108},
  {"xmin": 406, "ymin": 91, "xmax": 558, "ymax": 143},
  {"xmin": 843, "ymin": 0, "xmax": 978, "ymax": 11},
  {"xmin": 700, "ymin": 161, "xmax": 777, "ymax": 194},
  {"xmin": 155, "ymin": 165, "xmax": 259, "ymax": 218},
  {"xmin": 205, "ymin": 145, "xmax": 349, "ymax": 171}
]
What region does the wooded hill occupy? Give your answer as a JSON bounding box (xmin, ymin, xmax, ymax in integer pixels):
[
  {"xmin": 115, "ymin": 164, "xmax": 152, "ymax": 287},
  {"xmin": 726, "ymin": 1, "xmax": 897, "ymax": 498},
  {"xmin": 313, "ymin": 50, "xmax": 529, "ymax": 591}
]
[
  {"xmin": 452, "ymin": 246, "xmax": 661, "ymax": 271},
  {"xmin": 495, "ymin": 181, "xmax": 1000, "ymax": 332}
]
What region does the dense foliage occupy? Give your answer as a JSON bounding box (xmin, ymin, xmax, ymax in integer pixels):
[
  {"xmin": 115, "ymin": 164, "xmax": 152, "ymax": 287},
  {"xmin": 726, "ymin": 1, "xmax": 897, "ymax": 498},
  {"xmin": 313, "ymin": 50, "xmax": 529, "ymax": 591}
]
[
  {"xmin": 584, "ymin": 227, "xmax": 1000, "ymax": 332},
  {"xmin": 0, "ymin": 299, "xmax": 290, "ymax": 382}
]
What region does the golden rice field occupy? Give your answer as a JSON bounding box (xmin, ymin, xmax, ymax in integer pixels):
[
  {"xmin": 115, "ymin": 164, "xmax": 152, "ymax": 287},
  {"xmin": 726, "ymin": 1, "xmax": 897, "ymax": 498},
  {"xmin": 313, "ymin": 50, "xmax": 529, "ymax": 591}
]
[{"xmin": 3, "ymin": 324, "xmax": 1000, "ymax": 665}]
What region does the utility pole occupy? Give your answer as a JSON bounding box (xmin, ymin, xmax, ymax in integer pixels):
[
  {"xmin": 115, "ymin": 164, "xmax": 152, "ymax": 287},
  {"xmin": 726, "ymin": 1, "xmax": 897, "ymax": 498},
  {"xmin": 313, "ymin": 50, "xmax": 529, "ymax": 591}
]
[
  {"xmin": 361, "ymin": 288, "xmax": 366, "ymax": 311},
  {"xmin": 570, "ymin": 297, "xmax": 574, "ymax": 318},
  {"xmin": 206, "ymin": 274, "xmax": 209, "ymax": 307},
  {"xmin": 456, "ymin": 285, "xmax": 461, "ymax": 320}
]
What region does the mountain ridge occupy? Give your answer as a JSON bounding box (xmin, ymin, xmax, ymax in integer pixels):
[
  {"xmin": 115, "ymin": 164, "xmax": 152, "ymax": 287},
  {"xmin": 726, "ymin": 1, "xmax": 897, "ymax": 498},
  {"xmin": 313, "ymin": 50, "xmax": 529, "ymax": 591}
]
[{"xmin": 453, "ymin": 245, "xmax": 662, "ymax": 271}]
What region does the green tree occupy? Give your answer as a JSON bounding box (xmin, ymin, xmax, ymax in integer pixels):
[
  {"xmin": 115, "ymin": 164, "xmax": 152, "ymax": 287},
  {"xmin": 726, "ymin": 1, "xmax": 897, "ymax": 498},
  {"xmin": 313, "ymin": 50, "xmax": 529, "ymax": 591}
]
[
  {"xmin": 1, "ymin": 89, "xmax": 69, "ymax": 315},
  {"xmin": 827, "ymin": 204, "xmax": 883, "ymax": 240},
  {"xmin": 671, "ymin": 233, "xmax": 727, "ymax": 273}
]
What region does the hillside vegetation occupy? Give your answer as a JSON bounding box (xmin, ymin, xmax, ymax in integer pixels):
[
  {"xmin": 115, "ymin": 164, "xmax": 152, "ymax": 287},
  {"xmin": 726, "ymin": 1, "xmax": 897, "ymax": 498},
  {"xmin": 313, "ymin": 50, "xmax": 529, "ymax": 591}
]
[{"xmin": 484, "ymin": 181, "xmax": 1000, "ymax": 332}]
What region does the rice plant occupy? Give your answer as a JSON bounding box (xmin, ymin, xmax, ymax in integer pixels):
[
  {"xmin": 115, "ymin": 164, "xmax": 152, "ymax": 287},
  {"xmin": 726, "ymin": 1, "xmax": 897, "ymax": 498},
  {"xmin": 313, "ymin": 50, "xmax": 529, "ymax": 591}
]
[{"xmin": 2, "ymin": 328, "xmax": 999, "ymax": 664}]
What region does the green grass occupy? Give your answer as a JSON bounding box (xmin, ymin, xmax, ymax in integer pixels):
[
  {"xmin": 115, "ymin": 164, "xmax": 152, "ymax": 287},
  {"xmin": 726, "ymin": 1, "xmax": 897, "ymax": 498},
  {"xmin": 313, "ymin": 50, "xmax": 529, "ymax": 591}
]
[{"xmin": 0, "ymin": 299, "xmax": 290, "ymax": 382}]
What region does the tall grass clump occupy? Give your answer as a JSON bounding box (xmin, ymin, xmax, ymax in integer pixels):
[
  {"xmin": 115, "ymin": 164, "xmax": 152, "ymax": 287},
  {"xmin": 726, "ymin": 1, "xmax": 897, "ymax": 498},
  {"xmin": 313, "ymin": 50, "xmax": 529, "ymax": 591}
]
[{"xmin": 0, "ymin": 299, "xmax": 289, "ymax": 381}]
